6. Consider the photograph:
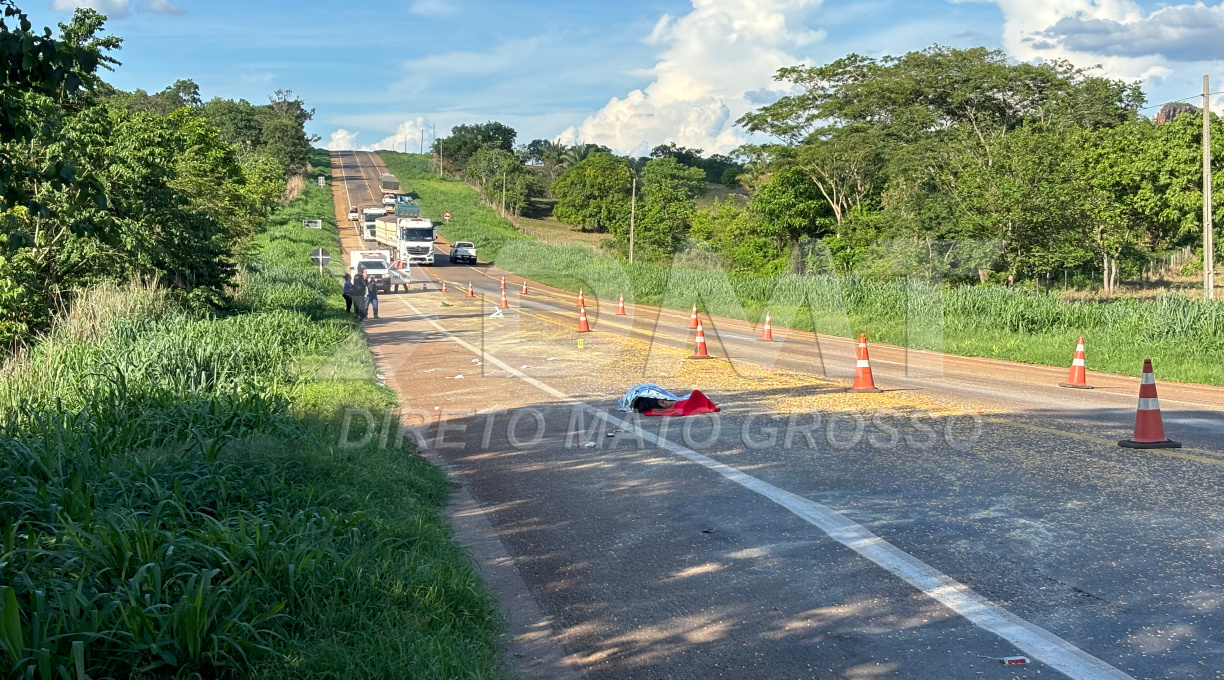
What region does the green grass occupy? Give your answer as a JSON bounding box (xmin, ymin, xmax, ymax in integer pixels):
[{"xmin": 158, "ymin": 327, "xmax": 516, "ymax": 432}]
[
  {"xmin": 0, "ymin": 176, "xmax": 505, "ymax": 678},
  {"xmin": 379, "ymin": 151, "xmax": 1224, "ymax": 385}
]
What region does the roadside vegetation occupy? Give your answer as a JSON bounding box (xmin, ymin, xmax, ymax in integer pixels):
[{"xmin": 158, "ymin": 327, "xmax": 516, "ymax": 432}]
[
  {"xmin": 1, "ymin": 6, "xmax": 503, "ymax": 678},
  {"xmin": 380, "ymin": 149, "xmax": 1224, "ymax": 385}
]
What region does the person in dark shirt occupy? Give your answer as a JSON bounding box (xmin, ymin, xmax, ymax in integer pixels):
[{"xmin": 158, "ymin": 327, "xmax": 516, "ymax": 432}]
[
  {"xmin": 343, "ymin": 273, "xmax": 354, "ymax": 314},
  {"xmin": 352, "ymin": 270, "xmax": 369, "ymax": 320},
  {"xmin": 366, "ymin": 276, "xmax": 380, "ymax": 319}
]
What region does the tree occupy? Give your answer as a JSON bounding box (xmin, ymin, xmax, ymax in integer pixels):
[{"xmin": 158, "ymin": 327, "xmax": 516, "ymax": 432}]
[
  {"xmin": 433, "ymin": 121, "xmax": 516, "ymax": 167},
  {"xmin": 551, "ymin": 152, "xmax": 632, "ymax": 232},
  {"xmin": 747, "ymin": 166, "xmax": 831, "ymax": 243},
  {"xmin": 464, "ymin": 145, "xmax": 538, "ymax": 216},
  {"xmin": 625, "ymin": 157, "xmax": 707, "ymax": 260}
]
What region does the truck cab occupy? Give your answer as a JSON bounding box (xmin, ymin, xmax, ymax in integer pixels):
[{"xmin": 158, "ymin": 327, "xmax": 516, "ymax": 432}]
[
  {"xmin": 361, "ymin": 207, "xmax": 382, "ymax": 240},
  {"xmin": 397, "ymin": 217, "xmax": 436, "ymax": 266}
]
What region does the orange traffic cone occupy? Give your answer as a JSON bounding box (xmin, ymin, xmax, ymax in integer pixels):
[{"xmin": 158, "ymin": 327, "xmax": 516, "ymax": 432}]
[
  {"xmin": 441, "ymin": 281, "xmax": 447, "ymax": 293},
  {"xmin": 760, "ymin": 311, "xmax": 773, "ymax": 342},
  {"xmin": 578, "ymin": 289, "xmax": 586, "ymax": 308},
  {"xmin": 499, "ymin": 289, "xmax": 509, "ymax": 309},
  {"xmin": 616, "ymin": 294, "xmax": 626, "ymax": 315},
  {"xmin": 850, "ymin": 333, "xmax": 882, "ymax": 393},
  {"xmin": 1059, "ymin": 337, "xmax": 1093, "ymax": 389},
  {"xmin": 500, "ymin": 276, "xmax": 506, "ymax": 291},
  {"xmin": 690, "ymin": 322, "xmax": 712, "ymax": 359},
  {"xmin": 1119, "ymin": 359, "xmax": 1181, "ymax": 449},
  {"xmin": 521, "ymin": 280, "xmax": 528, "ymax": 295},
  {"xmin": 688, "ymin": 304, "xmax": 699, "ymax": 329},
  {"xmin": 577, "ymin": 307, "xmax": 591, "ymax": 332},
  {"xmin": 466, "ymin": 281, "xmax": 475, "ymax": 298}
]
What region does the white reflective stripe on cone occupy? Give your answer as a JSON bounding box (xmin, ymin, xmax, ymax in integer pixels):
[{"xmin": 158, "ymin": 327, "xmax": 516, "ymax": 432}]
[
  {"xmin": 1076, "ymin": 344, "xmax": 1085, "ymax": 351},
  {"xmin": 1072, "ymin": 358, "xmax": 1086, "ymax": 366},
  {"xmin": 1141, "ymin": 373, "xmax": 1156, "ymax": 384},
  {"xmin": 856, "ymin": 360, "xmax": 871, "ymax": 368},
  {"xmin": 1137, "ymin": 397, "xmax": 1160, "ymax": 411}
]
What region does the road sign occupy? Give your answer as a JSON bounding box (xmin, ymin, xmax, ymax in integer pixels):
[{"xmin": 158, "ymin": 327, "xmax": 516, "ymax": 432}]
[
  {"xmin": 443, "ymin": 212, "xmax": 452, "ymax": 222},
  {"xmin": 310, "ymin": 248, "xmax": 330, "ymax": 274},
  {"xmin": 303, "ymin": 219, "xmax": 322, "ymax": 229},
  {"xmin": 317, "ymin": 176, "xmax": 326, "ymax": 187}
]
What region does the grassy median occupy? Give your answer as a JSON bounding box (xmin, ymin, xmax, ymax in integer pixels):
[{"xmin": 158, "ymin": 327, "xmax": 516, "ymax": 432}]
[
  {"xmin": 0, "ymin": 162, "xmax": 505, "ymax": 678},
  {"xmin": 379, "ymin": 151, "xmax": 1224, "ymax": 386}
]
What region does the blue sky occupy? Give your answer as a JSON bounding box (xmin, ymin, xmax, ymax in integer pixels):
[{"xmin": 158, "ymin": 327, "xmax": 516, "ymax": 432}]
[{"xmin": 26, "ymin": 1, "xmax": 1224, "ymax": 156}]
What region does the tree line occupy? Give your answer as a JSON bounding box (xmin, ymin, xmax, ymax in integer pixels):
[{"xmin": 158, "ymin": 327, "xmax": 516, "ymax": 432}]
[
  {"xmin": 432, "ymin": 46, "xmax": 1220, "ymax": 288},
  {"xmin": 0, "ymin": 3, "xmax": 317, "ymax": 346}
]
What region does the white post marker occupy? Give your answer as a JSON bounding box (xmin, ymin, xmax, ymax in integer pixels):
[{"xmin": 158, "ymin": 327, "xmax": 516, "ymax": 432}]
[{"xmin": 398, "ymin": 296, "xmax": 1133, "ymax": 680}]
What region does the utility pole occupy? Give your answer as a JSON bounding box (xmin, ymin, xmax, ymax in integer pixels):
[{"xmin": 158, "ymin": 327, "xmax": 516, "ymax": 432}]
[
  {"xmin": 1206, "ymin": 75, "xmax": 1215, "ymax": 300},
  {"xmin": 629, "ymin": 176, "xmax": 636, "ymax": 264},
  {"xmin": 501, "ymin": 171, "xmax": 507, "ymax": 217}
]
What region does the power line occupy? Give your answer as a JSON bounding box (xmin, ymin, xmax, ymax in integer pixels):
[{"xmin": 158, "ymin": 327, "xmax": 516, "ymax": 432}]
[{"xmin": 1138, "ymin": 90, "xmax": 1224, "ymax": 112}]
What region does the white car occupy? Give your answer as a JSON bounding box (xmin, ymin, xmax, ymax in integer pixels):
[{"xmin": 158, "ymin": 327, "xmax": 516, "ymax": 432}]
[
  {"xmin": 381, "ymin": 194, "xmax": 396, "ymax": 207},
  {"xmin": 347, "ymin": 207, "xmax": 359, "ymax": 221}
]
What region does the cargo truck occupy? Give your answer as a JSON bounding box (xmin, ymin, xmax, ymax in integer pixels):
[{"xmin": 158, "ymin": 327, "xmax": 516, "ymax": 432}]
[
  {"xmin": 374, "ymin": 215, "xmax": 436, "ymax": 266},
  {"xmin": 379, "ymin": 173, "xmax": 400, "ymax": 194}
]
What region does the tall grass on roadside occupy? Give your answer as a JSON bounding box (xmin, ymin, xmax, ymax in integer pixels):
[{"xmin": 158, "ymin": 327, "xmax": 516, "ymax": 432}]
[{"xmin": 0, "ymin": 180, "xmax": 505, "ymax": 679}]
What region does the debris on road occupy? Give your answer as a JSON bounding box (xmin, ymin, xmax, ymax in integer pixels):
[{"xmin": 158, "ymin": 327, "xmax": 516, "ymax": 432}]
[{"xmin": 583, "ymin": 441, "xmax": 597, "ymax": 448}]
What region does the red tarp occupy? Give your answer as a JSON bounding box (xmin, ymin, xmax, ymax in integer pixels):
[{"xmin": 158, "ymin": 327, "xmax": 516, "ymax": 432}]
[{"xmin": 643, "ymin": 390, "xmax": 720, "ymax": 417}]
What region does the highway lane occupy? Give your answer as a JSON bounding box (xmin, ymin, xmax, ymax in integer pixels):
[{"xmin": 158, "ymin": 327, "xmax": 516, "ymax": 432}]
[{"xmin": 330, "ymin": 150, "xmax": 1224, "ymax": 678}]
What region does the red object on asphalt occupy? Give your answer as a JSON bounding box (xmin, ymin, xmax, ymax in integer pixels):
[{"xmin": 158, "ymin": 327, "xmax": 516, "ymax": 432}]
[
  {"xmin": 521, "ymin": 280, "xmax": 528, "ymax": 295},
  {"xmin": 617, "ymin": 294, "xmax": 626, "ymax": 315},
  {"xmin": 499, "ymin": 289, "xmax": 509, "ymax": 309},
  {"xmin": 578, "ymin": 289, "xmax": 586, "ymax": 308},
  {"xmin": 643, "ymin": 390, "xmax": 720, "ymax": 417},
  {"xmin": 577, "ymin": 307, "xmax": 591, "ymax": 332},
  {"xmin": 689, "ymin": 304, "xmax": 699, "ymax": 329},
  {"xmin": 1119, "ymin": 359, "xmax": 1181, "ymax": 448},
  {"xmin": 467, "ymin": 281, "xmax": 475, "ymax": 297},
  {"xmin": 760, "ymin": 311, "xmax": 773, "ymax": 341}
]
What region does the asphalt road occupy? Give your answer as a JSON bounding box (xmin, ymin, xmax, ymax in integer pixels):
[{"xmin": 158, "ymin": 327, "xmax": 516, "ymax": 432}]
[{"xmin": 328, "ymin": 150, "xmax": 1224, "ymax": 680}]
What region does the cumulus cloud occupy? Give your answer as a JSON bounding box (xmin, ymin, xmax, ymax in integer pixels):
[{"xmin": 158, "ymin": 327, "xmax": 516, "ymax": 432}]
[
  {"xmin": 558, "ymin": 0, "xmax": 825, "ymax": 156},
  {"xmin": 51, "ymin": 0, "xmax": 186, "ymax": 17},
  {"xmin": 325, "ymin": 129, "xmax": 360, "ymax": 151},
  {"xmin": 359, "ymin": 117, "xmax": 433, "ymax": 152},
  {"xmin": 1034, "ymin": 3, "xmax": 1224, "ymax": 62},
  {"xmin": 325, "ymin": 118, "xmax": 434, "ymax": 152},
  {"xmin": 981, "ymin": 0, "xmax": 1224, "ymax": 82}
]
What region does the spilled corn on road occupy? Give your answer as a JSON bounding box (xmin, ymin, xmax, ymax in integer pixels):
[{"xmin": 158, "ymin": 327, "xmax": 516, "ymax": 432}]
[{"xmin": 330, "ymin": 150, "xmax": 1224, "ymax": 680}]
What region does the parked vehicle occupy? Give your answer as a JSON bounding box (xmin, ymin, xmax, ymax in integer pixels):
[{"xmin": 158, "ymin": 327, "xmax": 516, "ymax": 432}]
[
  {"xmin": 449, "ymin": 241, "xmax": 477, "ymax": 264},
  {"xmin": 379, "ymin": 173, "xmax": 399, "ymax": 194},
  {"xmin": 374, "ymin": 216, "xmax": 436, "ymax": 265},
  {"xmin": 350, "ymin": 250, "xmax": 393, "ymax": 292}
]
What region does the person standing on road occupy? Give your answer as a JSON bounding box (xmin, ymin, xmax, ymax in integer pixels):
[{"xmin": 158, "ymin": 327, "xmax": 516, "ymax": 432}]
[
  {"xmin": 366, "ymin": 276, "xmax": 380, "ymax": 319},
  {"xmin": 343, "ymin": 273, "xmax": 354, "ymax": 314},
  {"xmin": 352, "ymin": 270, "xmax": 369, "ymax": 321}
]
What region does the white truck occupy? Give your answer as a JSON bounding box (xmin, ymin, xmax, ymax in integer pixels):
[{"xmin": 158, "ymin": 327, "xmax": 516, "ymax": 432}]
[
  {"xmin": 374, "ymin": 216, "xmax": 437, "ymax": 266},
  {"xmin": 349, "ymin": 249, "xmax": 410, "ymax": 292},
  {"xmin": 361, "ymin": 207, "xmax": 383, "ymax": 240}
]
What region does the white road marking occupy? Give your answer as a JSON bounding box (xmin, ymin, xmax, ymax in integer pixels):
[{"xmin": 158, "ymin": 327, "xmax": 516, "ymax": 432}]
[{"xmin": 395, "ymin": 296, "xmax": 1134, "ymax": 680}]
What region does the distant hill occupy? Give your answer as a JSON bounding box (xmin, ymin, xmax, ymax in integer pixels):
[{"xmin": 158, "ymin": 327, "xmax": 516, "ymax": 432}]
[{"xmin": 1155, "ymin": 101, "xmax": 1198, "ymax": 123}]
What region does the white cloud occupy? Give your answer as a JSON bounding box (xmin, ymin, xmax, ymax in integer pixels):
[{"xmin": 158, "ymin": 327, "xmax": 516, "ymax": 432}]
[
  {"xmin": 558, "ymin": 0, "xmax": 825, "ymax": 156},
  {"xmin": 410, "ymin": 0, "xmax": 458, "ymax": 17},
  {"xmin": 325, "ymin": 128, "xmax": 360, "ymax": 151},
  {"xmin": 1033, "ymin": 2, "xmax": 1224, "ymax": 62},
  {"xmin": 984, "ymin": 0, "xmax": 1224, "ymax": 82},
  {"xmin": 51, "ymin": 0, "xmax": 187, "ymax": 17},
  {"xmin": 358, "ymin": 117, "xmax": 434, "ymax": 152}
]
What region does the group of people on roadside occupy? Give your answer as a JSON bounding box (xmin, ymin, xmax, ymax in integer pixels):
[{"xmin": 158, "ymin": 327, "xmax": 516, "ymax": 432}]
[{"xmin": 343, "ymin": 270, "xmax": 380, "ymax": 321}]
